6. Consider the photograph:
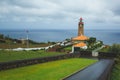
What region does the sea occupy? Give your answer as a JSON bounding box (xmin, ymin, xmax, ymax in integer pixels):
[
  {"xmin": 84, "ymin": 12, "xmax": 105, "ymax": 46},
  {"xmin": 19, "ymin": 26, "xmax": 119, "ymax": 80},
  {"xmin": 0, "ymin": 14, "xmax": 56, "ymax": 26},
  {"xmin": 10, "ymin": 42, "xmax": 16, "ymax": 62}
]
[{"xmin": 0, "ymin": 29, "xmax": 120, "ymax": 45}]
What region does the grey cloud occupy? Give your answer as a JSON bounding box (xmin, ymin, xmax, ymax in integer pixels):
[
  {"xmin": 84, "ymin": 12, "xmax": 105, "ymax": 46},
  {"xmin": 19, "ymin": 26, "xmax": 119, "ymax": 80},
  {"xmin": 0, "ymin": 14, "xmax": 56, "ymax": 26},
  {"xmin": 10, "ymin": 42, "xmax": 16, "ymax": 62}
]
[
  {"xmin": 0, "ymin": 0, "xmax": 120, "ymax": 29},
  {"xmin": 112, "ymin": 8, "xmax": 120, "ymax": 16}
]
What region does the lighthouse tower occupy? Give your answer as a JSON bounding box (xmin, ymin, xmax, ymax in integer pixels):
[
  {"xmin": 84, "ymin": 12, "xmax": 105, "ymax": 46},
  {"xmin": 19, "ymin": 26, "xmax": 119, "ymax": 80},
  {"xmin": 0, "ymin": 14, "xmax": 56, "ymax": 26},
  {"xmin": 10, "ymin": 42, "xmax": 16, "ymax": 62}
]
[
  {"xmin": 71, "ymin": 17, "xmax": 88, "ymax": 52},
  {"xmin": 78, "ymin": 17, "xmax": 84, "ymax": 36}
]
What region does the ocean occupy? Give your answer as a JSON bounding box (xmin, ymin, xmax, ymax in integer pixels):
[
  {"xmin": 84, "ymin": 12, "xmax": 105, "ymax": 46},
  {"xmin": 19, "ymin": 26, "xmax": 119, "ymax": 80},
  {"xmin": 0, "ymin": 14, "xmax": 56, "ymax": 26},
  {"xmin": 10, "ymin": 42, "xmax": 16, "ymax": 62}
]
[{"xmin": 0, "ymin": 29, "xmax": 120, "ymax": 45}]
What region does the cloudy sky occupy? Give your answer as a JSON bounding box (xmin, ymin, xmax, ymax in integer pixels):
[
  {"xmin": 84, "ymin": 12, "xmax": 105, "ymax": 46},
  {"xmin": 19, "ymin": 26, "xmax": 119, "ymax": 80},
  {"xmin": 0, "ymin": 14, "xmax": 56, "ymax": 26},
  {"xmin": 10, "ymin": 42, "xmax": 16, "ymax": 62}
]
[{"xmin": 0, "ymin": 0, "xmax": 120, "ymax": 30}]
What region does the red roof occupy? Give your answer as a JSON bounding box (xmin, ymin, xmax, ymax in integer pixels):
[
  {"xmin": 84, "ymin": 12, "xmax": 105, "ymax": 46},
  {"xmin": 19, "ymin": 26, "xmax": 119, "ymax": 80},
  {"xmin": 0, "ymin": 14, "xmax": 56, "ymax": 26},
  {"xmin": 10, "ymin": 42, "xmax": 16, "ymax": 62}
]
[
  {"xmin": 74, "ymin": 42, "xmax": 86, "ymax": 47},
  {"xmin": 72, "ymin": 35, "xmax": 89, "ymax": 41}
]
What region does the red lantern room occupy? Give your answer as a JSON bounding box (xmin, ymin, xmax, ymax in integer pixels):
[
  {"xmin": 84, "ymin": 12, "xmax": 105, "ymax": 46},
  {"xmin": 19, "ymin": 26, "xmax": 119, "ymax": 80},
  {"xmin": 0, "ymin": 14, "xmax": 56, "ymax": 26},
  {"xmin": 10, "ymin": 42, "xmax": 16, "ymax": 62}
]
[
  {"xmin": 80, "ymin": 17, "xmax": 83, "ymax": 21},
  {"xmin": 79, "ymin": 17, "xmax": 83, "ymax": 24}
]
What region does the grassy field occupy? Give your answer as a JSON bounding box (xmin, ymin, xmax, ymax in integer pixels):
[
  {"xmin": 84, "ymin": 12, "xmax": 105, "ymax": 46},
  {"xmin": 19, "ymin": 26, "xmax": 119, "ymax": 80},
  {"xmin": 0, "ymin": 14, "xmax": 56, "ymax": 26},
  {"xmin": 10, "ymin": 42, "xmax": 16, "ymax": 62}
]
[
  {"xmin": 0, "ymin": 58, "xmax": 97, "ymax": 80},
  {"xmin": 0, "ymin": 43, "xmax": 51, "ymax": 49},
  {"xmin": 98, "ymin": 47, "xmax": 109, "ymax": 52},
  {"xmin": 111, "ymin": 63, "xmax": 120, "ymax": 80},
  {"xmin": 64, "ymin": 46, "xmax": 72, "ymax": 51},
  {"xmin": 0, "ymin": 50, "xmax": 65, "ymax": 62}
]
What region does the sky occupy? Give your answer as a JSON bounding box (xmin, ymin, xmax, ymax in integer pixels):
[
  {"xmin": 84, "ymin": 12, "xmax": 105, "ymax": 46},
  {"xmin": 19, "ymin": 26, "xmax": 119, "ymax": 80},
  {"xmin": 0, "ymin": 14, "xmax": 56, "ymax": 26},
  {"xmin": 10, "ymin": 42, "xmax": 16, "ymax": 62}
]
[{"xmin": 0, "ymin": 0, "xmax": 120, "ymax": 30}]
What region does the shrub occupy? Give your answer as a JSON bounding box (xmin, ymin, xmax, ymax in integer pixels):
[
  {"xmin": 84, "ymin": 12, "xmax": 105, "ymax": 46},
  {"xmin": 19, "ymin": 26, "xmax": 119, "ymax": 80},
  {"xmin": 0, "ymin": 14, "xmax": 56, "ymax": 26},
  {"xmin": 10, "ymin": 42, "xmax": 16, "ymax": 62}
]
[
  {"xmin": 0, "ymin": 34, "xmax": 4, "ymax": 39},
  {"xmin": 108, "ymin": 44, "xmax": 120, "ymax": 64},
  {"xmin": 87, "ymin": 37, "xmax": 96, "ymax": 44},
  {"xmin": 109, "ymin": 44, "xmax": 120, "ymax": 55}
]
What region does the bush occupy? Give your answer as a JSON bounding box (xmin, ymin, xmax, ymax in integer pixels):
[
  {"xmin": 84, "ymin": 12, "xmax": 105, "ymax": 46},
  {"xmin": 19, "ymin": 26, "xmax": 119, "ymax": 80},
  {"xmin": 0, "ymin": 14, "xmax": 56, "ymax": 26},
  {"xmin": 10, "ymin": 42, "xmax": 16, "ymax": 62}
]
[
  {"xmin": 108, "ymin": 44, "xmax": 120, "ymax": 64},
  {"xmin": 109, "ymin": 44, "xmax": 120, "ymax": 55},
  {"xmin": 87, "ymin": 37, "xmax": 96, "ymax": 44},
  {"xmin": 0, "ymin": 34, "xmax": 4, "ymax": 39}
]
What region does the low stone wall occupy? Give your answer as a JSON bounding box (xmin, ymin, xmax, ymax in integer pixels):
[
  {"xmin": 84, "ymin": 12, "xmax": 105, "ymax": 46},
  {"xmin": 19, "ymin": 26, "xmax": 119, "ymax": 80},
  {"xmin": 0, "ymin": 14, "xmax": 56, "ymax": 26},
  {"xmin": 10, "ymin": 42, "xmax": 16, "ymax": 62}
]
[
  {"xmin": 0, "ymin": 53, "xmax": 81, "ymax": 71},
  {"xmin": 0, "ymin": 51, "xmax": 117, "ymax": 71},
  {"xmin": 79, "ymin": 51, "xmax": 92, "ymax": 57},
  {"xmin": 98, "ymin": 52, "xmax": 117, "ymax": 59}
]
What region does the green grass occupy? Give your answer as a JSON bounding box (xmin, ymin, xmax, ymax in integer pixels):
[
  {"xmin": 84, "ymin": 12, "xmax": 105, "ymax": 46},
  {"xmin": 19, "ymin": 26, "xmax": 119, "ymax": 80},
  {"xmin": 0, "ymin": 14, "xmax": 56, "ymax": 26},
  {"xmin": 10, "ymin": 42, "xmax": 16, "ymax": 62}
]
[
  {"xmin": 98, "ymin": 47, "xmax": 109, "ymax": 52},
  {"xmin": 0, "ymin": 50, "xmax": 65, "ymax": 62},
  {"xmin": 111, "ymin": 63, "xmax": 120, "ymax": 80},
  {"xmin": 64, "ymin": 46, "xmax": 72, "ymax": 51},
  {"xmin": 0, "ymin": 58, "xmax": 97, "ymax": 80}
]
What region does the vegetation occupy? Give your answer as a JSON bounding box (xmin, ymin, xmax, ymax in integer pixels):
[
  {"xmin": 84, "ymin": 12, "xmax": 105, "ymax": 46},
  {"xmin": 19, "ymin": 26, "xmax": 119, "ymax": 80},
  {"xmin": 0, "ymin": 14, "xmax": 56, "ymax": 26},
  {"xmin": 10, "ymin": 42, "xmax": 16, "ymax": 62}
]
[
  {"xmin": 65, "ymin": 38, "xmax": 71, "ymax": 42},
  {"xmin": 0, "ymin": 34, "xmax": 4, "ymax": 39},
  {"xmin": 111, "ymin": 58, "xmax": 120, "ymax": 80},
  {"xmin": 0, "ymin": 50, "xmax": 65, "ymax": 62},
  {"xmin": 95, "ymin": 44, "xmax": 120, "ymax": 80},
  {"xmin": 0, "ymin": 43, "xmax": 52, "ymax": 49},
  {"xmin": 47, "ymin": 41, "xmax": 56, "ymax": 45},
  {"xmin": 107, "ymin": 44, "xmax": 120, "ymax": 80},
  {"xmin": 0, "ymin": 33, "xmax": 53, "ymax": 49},
  {"xmin": 97, "ymin": 44, "xmax": 120, "ymax": 80},
  {"xmin": 98, "ymin": 45, "xmax": 109, "ymax": 52},
  {"xmin": 87, "ymin": 37, "xmax": 96, "ymax": 44},
  {"xmin": 86, "ymin": 37, "xmax": 103, "ymax": 51},
  {"xmin": 64, "ymin": 46, "xmax": 72, "ymax": 51},
  {"xmin": 99, "ymin": 44, "xmax": 120, "ymax": 56},
  {"xmin": 109, "ymin": 44, "xmax": 120, "ymax": 55},
  {"xmin": 56, "ymin": 45, "xmax": 72, "ymax": 52},
  {"xmin": 0, "ymin": 58, "xmax": 97, "ymax": 80}
]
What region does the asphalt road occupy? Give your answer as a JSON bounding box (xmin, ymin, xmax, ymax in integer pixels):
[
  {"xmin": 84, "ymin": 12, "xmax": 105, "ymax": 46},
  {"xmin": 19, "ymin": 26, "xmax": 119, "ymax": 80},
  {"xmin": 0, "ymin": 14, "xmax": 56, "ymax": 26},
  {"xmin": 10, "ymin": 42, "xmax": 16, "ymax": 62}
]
[{"xmin": 64, "ymin": 59, "xmax": 113, "ymax": 80}]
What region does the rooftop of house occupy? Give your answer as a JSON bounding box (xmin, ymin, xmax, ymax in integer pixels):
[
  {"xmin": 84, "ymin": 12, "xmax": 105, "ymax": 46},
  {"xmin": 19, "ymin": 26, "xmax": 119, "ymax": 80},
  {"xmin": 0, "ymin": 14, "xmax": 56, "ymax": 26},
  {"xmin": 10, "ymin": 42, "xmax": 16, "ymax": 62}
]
[
  {"xmin": 73, "ymin": 42, "xmax": 86, "ymax": 47},
  {"xmin": 72, "ymin": 35, "xmax": 89, "ymax": 41}
]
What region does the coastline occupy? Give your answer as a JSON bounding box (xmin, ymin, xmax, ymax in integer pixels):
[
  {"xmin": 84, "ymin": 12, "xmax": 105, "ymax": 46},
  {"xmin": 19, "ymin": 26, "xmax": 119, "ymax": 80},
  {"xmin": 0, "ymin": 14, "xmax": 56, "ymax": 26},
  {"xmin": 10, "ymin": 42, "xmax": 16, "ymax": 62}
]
[{"xmin": 0, "ymin": 29, "xmax": 120, "ymax": 45}]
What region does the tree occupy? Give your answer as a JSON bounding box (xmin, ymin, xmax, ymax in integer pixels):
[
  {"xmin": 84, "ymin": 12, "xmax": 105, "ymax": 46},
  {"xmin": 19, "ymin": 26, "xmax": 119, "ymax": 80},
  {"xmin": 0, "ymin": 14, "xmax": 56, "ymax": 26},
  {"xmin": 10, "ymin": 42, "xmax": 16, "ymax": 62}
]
[
  {"xmin": 0, "ymin": 34, "xmax": 4, "ymax": 39},
  {"xmin": 109, "ymin": 44, "xmax": 120, "ymax": 64},
  {"xmin": 109, "ymin": 44, "xmax": 120, "ymax": 55},
  {"xmin": 87, "ymin": 37, "xmax": 96, "ymax": 44}
]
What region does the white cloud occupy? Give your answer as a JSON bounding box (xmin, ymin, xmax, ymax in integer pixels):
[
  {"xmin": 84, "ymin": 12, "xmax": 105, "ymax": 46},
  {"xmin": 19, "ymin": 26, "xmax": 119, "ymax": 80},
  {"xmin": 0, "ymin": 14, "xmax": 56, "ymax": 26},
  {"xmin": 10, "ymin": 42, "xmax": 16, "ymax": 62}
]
[
  {"xmin": 12, "ymin": 16, "xmax": 21, "ymax": 22},
  {"xmin": 0, "ymin": 0, "xmax": 120, "ymax": 29}
]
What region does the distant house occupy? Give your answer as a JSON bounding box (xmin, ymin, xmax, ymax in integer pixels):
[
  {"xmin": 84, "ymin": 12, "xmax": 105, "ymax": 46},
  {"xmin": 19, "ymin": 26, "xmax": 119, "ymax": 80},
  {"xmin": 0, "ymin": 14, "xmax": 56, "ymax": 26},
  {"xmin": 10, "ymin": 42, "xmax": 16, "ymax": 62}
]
[
  {"xmin": 0, "ymin": 39, "xmax": 5, "ymax": 43},
  {"xmin": 20, "ymin": 39, "xmax": 27, "ymax": 44}
]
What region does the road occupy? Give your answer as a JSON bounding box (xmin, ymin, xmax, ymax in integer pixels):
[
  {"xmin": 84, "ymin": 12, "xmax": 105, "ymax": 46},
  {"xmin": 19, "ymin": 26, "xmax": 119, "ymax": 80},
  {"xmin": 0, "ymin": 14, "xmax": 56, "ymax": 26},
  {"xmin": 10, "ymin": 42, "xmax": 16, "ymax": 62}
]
[{"xmin": 64, "ymin": 59, "xmax": 113, "ymax": 80}]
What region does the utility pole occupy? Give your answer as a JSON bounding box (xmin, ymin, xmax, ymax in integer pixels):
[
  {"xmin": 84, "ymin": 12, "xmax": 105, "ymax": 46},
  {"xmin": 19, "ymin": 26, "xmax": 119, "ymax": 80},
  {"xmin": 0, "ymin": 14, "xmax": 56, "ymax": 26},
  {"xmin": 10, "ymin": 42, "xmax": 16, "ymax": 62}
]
[{"xmin": 26, "ymin": 30, "xmax": 29, "ymax": 48}]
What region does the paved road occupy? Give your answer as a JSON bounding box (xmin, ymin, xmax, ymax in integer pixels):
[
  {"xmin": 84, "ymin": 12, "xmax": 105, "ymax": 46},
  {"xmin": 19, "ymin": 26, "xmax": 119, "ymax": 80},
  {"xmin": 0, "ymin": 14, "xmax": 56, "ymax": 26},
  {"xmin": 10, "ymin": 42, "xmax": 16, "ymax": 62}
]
[{"xmin": 64, "ymin": 59, "xmax": 113, "ymax": 80}]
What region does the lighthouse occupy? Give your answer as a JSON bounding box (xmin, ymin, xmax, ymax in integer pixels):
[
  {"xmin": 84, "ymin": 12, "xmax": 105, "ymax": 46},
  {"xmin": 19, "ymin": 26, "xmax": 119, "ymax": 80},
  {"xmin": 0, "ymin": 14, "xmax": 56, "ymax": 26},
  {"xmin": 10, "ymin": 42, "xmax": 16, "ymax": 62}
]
[
  {"xmin": 71, "ymin": 17, "xmax": 88, "ymax": 52},
  {"xmin": 78, "ymin": 17, "xmax": 84, "ymax": 36}
]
